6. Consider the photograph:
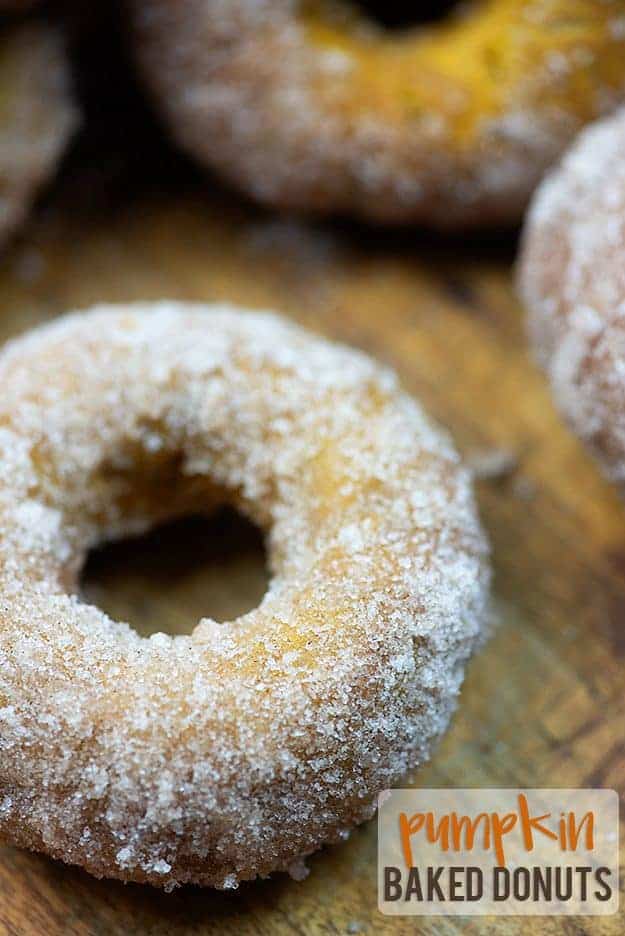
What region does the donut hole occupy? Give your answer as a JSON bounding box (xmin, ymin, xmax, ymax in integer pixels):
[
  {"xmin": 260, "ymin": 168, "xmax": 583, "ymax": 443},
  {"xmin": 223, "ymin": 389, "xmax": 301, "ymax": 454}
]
[
  {"xmin": 80, "ymin": 508, "xmax": 269, "ymax": 637},
  {"xmin": 356, "ymin": 0, "xmax": 462, "ymax": 28}
]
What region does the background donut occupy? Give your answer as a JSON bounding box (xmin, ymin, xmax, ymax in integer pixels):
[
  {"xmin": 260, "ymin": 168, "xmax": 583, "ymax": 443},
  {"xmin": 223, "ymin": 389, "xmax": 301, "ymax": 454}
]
[
  {"xmin": 131, "ymin": 0, "xmax": 625, "ymax": 228},
  {"xmin": 518, "ymin": 106, "xmax": 625, "ymax": 488},
  {"xmin": 0, "ymin": 23, "xmax": 77, "ymax": 248}
]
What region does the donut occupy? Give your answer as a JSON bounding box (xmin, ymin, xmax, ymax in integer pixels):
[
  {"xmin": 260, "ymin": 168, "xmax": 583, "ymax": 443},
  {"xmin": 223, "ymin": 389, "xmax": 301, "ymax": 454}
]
[
  {"xmin": 131, "ymin": 0, "xmax": 625, "ymax": 228},
  {"xmin": 518, "ymin": 106, "xmax": 625, "ymax": 488},
  {"xmin": 0, "ymin": 302, "xmax": 489, "ymax": 889},
  {"xmin": 0, "ymin": 24, "xmax": 77, "ymax": 248}
]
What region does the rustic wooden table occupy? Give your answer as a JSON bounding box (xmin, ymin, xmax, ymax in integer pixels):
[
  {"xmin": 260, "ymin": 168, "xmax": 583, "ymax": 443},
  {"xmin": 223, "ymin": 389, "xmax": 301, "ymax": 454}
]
[{"xmin": 1, "ymin": 91, "xmax": 625, "ymax": 934}]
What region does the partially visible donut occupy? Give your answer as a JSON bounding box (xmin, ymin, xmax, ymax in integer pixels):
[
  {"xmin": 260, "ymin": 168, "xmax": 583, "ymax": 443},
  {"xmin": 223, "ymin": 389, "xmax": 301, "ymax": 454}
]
[
  {"xmin": 0, "ymin": 302, "xmax": 489, "ymax": 889},
  {"xmin": 132, "ymin": 0, "xmax": 625, "ymax": 228},
  {"xmin": 518, "ymin": 106, "xmax": 625, "ymax": 487},
  {"xmin": 0, "ymin": 24, "xmax": 78, "ymax": 248}
]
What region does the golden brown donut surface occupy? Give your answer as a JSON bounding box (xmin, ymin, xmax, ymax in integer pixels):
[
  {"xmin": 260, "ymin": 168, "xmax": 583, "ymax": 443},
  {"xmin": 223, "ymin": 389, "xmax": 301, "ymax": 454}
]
[
  {"xmin": 518, "ymin": 106, "xmax": 625, "ymax": 488},
  {"xmin": 0, "ymin": 302, "xmax": 489, "ymax": 889},
  {"xmin": 0, "ymin": 23, "xmax": 77, "ymax": 247},
  {"xmin": 132, "ymin": 0, "xmax": 625, "ymax": 228}
]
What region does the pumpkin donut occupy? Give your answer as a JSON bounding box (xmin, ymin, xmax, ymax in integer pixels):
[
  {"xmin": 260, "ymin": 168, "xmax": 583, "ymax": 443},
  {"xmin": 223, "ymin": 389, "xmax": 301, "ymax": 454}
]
[
  {"xmin": 518, "ymin": 106, "xmax": 625, "ymax": 488},
  {"xmin": 0, "ymin": 302, "xmax": 489, "ymax": 889},
  {"xmin": 0, "ymin": 23, "xmax": 77, "ymax": 248},
  {"xmin": 131, "ymin": 0, "xmax": 625, "ymax": 228}
]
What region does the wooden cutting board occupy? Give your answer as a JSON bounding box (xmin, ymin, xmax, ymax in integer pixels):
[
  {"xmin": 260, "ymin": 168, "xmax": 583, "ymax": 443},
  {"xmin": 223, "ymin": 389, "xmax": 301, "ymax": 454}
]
[{"xmin": 1, "ymin": 146, "xmax": 625, "ymax": 935}]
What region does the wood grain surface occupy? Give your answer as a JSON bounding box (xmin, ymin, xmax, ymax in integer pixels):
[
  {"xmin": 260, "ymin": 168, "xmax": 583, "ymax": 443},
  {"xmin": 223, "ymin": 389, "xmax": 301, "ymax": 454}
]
[{"xmin": 2, "ymin": 28, "xmax": 625, "ymax": 933}]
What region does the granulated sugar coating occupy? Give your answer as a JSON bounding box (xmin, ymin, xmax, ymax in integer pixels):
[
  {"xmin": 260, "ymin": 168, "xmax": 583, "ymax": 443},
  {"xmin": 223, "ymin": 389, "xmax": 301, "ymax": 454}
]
[
  {"xmin": 132, "ymin": 0, "xmax": 625, "ymax": 228},
  {"xmin": 518, "ymin": 107, "xmax": 625, "ymax": 489},
  {"xmin": 0, "ymin": 24, "xmax": 77, "ymax": 247},
  {"xmin": 0, "ymin": 303, "xmax": 490, "ymax": 889}
]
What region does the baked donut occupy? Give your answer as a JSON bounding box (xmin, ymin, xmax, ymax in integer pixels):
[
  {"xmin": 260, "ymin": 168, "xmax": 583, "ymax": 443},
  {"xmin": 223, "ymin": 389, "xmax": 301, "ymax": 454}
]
[
  {"xmin": 518, "ymin": 106, "xmax": 625, "ymax": 488},
  {"xmin": 0, "ymin": 23, "xmax": 77, "ymax": 248},
  {"xmin": 131, "ymin": 0, "xmax": 625, "ymax": 228},
  {"xmin": 0, "ymin": 302, "xmax": 489, "ymax": 889}
]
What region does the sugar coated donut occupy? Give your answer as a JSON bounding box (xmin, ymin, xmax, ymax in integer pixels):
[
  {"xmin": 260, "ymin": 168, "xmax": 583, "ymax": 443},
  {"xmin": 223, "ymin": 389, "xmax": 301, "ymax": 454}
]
[
  {"xmin": 0, "ymin": 302, "xmax": 489, "ymax": 889},
  {"xmin": 0, "ymin": 24, "xmax": 77, "ymax": 247},
  {"xmin": 132, "ymin": 0, "xmax": 625, "ymax": 228},
  {"xmin": 518, "ymin": 106, "xmax": 625, "ymax": 488}
]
